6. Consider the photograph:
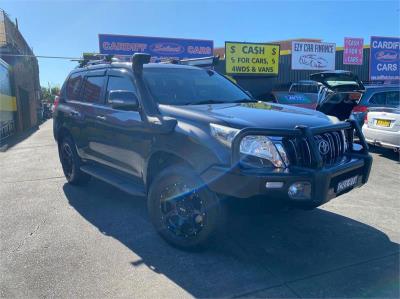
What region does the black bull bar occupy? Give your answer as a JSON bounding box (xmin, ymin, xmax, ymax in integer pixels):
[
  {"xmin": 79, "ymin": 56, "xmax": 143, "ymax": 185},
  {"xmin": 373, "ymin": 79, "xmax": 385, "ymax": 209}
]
[{"xmin": 231, "ymin": 119, "xmax": 369, "ymax": 169}]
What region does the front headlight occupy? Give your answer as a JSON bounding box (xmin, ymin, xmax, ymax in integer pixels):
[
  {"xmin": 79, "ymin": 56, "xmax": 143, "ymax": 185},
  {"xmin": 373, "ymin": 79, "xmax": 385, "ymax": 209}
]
[
  {"xmin": 210, "ymin": 124, "xmax": 289, "ymax": 168},
  {"xmin": 240, "ymin": 136, "xmax": 288, "ymax": 168}
]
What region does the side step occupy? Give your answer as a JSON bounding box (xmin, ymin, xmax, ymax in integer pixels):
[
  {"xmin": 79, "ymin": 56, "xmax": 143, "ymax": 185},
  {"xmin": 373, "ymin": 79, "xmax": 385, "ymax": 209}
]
[{"xmin": 80, "ymin": 165, "xmax": 146, "ymax": 197}]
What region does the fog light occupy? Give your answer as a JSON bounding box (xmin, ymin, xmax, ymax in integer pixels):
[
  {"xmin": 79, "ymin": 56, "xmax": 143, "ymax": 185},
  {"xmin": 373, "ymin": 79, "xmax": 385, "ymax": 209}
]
[{"xmin": 288, "ymin": 182, "xmax": 312, "ymax": 200}]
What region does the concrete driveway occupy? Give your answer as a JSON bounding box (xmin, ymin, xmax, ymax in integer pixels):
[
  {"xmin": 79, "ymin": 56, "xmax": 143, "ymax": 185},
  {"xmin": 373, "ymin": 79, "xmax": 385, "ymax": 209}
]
[{"xmin": 1, "ymin": 120, "xmax": 399, "ymax": 298}]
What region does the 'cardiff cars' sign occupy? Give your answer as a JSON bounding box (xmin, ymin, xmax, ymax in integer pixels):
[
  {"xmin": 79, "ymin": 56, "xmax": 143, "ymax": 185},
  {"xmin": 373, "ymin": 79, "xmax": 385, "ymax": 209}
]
[
  {"xmin": 99, "ymin": 34, "xmax": 213, "ymax": 62},
  {"xmin": 291, "ymin": 41, "xmax": 336, "ymax": 70},
  {"xmin": 369, "ymin": 36, "xmax": 400, "ymax": 81}
]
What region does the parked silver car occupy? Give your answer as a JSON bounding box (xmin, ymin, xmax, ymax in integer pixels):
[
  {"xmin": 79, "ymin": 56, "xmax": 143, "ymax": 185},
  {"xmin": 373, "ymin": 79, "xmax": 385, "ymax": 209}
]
[{"xmin": 362, "ymin": 107, "xmax": 400, "ymax": 151}]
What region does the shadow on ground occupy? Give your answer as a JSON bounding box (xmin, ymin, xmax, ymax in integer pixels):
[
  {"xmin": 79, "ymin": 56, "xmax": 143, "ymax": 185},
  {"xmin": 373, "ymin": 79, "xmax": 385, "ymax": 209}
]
[
  {"xmin": 63, "ymin": 179, "xmax": 400, "ymax": 298},
  {"xmin": 0, "ymin": 124, "xmax": 40, "ymax": 151},
  {"xmin": 368, "ymin": 146, "xmax": 399, "ymax": 163}
]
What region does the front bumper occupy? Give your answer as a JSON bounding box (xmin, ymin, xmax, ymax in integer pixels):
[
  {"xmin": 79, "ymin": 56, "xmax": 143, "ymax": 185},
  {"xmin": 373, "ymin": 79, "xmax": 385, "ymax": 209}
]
[
  {"xmin": 202, "ymin": 153, "xmax": 372, "ymax": 208},
  {"xmin": 201, "ymin": 120, "xmax": 373, "ymax": 208}
]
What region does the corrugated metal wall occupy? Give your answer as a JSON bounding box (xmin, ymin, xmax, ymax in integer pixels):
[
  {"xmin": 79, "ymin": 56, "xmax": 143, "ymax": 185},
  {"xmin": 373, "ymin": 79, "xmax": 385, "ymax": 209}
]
[{"xmin": 215, "ymin": 48, "xmax": 371, "ymax": 99}]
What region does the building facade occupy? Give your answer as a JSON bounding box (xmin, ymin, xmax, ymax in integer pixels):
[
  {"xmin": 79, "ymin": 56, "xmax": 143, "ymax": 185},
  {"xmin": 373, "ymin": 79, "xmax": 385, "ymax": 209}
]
[{"xmin": 0, "ymin": 9, "xmax": 41, "ymax": 139}]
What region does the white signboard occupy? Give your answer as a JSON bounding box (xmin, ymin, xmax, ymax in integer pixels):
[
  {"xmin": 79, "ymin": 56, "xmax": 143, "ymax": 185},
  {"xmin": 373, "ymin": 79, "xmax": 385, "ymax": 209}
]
[{"xmin": 291, "ymin": 41, "xmax": 336, "ymax": 70}]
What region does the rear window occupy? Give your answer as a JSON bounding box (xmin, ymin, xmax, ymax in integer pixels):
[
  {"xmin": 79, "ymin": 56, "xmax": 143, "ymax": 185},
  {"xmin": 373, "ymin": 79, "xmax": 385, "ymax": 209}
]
[
  {"xmin": 82, "ymin": 76, "xmax": 105, "ymax": 103},
  {"xmin": 66, "ymin": 72, "xmax": 83, "ymax": 101},
  {"xmin": 386, "ymin": 91, "xmax": 400, "ymax": 106},
  {"xmin": 369, "ymin": 91, "xmax": 400, "ymax": 106}
]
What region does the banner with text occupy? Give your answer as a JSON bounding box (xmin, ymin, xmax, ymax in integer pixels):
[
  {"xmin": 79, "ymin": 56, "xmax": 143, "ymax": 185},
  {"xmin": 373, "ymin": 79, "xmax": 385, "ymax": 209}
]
[
  {"xmin": 343, "ymin": 37, "xmax": 364, "ymax": 65},
  {"xmin": 291, "ymin": 41, "xmax": 336, "ymax": 70},
  {"xmin": 225, "ymin": 42, "xmax": 280, "ymax": 75},
  {"xmin": 370, "ymin": 36, "xmax": 400, "ymax": 81},
  {"xmin": 99, "ymin": 34, "xmax": 213, "ymax": 62}
]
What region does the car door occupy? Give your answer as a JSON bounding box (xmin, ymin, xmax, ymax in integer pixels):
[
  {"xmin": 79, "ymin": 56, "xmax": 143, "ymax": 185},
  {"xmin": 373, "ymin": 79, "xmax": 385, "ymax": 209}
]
[
  {"xmin": 77, "ymin": 70, "xmax": 107, "ymax": 161},
  {"xmin": 92, "ymin": 68, "xmax": 150, "ymax": 179},
  {"xmin": 61, "ymin": 71, "xmax": 88, "ymax": 157}
]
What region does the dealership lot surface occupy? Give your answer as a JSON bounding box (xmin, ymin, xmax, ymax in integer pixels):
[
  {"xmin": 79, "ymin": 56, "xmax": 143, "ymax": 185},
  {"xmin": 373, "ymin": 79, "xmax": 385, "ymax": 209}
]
[{"xmin": 0, "ymin": 120, "xmax": 399, "ymax": 298}]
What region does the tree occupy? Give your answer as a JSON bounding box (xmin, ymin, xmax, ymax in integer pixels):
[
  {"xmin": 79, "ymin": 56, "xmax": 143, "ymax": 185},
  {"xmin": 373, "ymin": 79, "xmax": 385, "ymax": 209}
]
[{"xmin": 41, "ymin": 86, "xmax": 60, "ymax": 103}]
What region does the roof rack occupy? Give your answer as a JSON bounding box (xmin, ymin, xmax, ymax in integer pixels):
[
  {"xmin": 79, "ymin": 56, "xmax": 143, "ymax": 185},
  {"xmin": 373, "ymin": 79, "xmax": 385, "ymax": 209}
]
[
  {"xmin": 73, "ymin": 54, "xmax": 120, "ymax": 68},
  {"xmin": 161, "ymin": 56, "xmax": 220, "ymax": 68}
]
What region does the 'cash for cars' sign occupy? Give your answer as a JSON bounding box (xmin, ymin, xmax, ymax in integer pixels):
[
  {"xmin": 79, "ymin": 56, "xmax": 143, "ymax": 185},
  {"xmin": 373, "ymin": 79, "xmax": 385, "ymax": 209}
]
[
  {"xmin": 370, "ymin": 36, "xmax": 400, "ymax": 81},
  {"xmin": 343, "ymin": 37, "xmax": 364, "ymax": 65},
  {"xmin": 291, "ymin": 41, "xmax": 336, "ymax": 70},
  {"xmin": 225, "ymin": 42, "xmax": 280, "ymax": 75}
]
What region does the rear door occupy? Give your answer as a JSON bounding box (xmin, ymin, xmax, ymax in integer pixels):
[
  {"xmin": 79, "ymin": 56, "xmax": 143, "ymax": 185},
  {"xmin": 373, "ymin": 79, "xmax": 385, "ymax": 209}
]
[
  {"xmin": 59, "ymin": 71, "xmax": 86, "ymax": 156},
  {"xmin": 78, "ymin": 70, "xmax": 107, "ymax": 160}
]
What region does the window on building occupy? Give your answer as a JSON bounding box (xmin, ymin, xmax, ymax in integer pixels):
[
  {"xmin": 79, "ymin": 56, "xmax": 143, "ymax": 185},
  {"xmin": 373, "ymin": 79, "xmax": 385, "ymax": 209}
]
[{"xmin": 82, "ymin": 76, "xmax": 105, "ymax": 103}]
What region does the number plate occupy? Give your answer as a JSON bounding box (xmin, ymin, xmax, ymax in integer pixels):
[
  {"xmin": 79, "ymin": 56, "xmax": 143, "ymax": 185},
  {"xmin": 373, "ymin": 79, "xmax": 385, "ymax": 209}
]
[
  {"xmin": 336, "ymin": 176, "xmax": 358, "ymax": 193},
  {"xmin": 376, "ymin": 119, "xmax": 391, "ymax": 127}
]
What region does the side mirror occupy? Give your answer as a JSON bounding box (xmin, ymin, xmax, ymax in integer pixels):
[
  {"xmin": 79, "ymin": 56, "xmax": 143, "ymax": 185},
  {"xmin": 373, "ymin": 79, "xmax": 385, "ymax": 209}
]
[{"xmin": 108, "ymin": 90, "xmax": 139, "ymax": 111}]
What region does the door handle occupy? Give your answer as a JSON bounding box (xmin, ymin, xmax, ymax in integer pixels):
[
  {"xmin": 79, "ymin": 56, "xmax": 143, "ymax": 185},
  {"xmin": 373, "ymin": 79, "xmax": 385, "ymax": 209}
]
[{"xmin": 96, "ymin": 115, "xmax": 106, "ymax": 121}]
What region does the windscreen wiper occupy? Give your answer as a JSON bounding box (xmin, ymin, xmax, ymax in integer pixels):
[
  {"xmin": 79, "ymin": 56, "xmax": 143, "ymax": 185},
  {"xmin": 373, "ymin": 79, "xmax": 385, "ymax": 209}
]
[
  {"xmin": 187, "ymin": 99, "xmax": 227, "ymax": 105},
  {"xmin": 232, "ymin": 98, "xmax": 258, "ymax": 103}
]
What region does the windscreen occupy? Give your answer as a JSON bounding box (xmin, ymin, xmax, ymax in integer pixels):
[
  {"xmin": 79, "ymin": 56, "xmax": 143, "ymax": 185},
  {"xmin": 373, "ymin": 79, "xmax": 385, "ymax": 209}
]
[{"xmin": 143, "ymin": 68, "xmax": 251, "ymax": 105}]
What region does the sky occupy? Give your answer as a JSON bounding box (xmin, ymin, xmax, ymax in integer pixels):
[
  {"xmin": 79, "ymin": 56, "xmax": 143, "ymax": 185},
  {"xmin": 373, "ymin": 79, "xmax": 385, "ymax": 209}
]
[{"xmin": 1, "ymin": 0, "xmax": 399, "ymax": 87}]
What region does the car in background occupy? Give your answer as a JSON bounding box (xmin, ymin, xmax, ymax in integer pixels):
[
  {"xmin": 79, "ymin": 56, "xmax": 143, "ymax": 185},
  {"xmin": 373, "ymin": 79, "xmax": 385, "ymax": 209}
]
[
  {"xmin": 269, "ymin": 80, "xmax": 322, "ymax": 109},
  {"xmin": 351, "ymin": 85, "xmax": 400, "ymax": 127},
  {"xmin": 313, "ymin": 71, "xmax": 365, "ymax": 121},
  {"xmin": 362, "ymin": 107, "xmax": 400, "ymax": 151}
]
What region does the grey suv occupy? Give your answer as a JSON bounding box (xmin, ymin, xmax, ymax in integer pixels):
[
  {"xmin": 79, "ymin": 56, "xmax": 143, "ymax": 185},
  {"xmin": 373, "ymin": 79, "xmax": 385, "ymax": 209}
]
[{"xmin": 53, "ymin": 54, "xmax": 372, "ymax": 250}]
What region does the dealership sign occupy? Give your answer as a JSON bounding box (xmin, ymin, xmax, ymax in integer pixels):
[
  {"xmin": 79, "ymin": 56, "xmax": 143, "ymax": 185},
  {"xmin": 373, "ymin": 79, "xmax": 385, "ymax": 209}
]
[
  {"xmin": 225, "ymin": 42, "xmax": 280, "ymax": 75},
  {"xmin": 291, "ymin": 41, "xmax": 336, "ymax": 70},
  {"xmin": 98, "ymin": 34, "xmax": 213, "ymax": 61},
  {"xmin": 370, "ymin": 36, "xmax": 400, "ymax": 81},
  {"xmin": 343, "ymin": 37, "xmax": 363, "ymax": 65}
]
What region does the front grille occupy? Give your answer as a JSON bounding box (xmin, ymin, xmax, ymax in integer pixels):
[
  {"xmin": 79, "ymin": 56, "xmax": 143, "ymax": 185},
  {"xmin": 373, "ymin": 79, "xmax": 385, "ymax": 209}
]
[{"xmin": 283, "ymin": 130, "xmax": 348, "ymax": 168}]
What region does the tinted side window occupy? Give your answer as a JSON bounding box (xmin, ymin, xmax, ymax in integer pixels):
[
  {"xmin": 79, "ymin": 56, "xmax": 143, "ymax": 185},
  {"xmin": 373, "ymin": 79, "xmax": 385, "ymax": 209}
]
[
  {"xmin": 368, "ymin": 92, "xmax": 386, "ymax": 105},
  {"xmin": 106, "ymin": 76, "xmax": 136, "ymax": 101},
  {"xmin": 386, "ymin": 91, "xmax": 400, "ymax": 106},
  {"xmin": 82, "ymin": 76, "xmax": 105, "ymax": 103},
  {"xmin": 66, "ymin": 72, "xmax": 83, "ymax": 101}
]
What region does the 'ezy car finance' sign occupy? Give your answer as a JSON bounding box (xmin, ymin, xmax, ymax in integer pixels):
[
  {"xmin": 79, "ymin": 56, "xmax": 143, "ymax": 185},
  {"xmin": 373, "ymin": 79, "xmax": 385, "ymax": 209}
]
[
  {"xmin": 225, "ymin": 42, "xmax": 280, "ymax": 75},
  {"xmin": 291, "ymin": 41, "xmax": 336, "ymax": 70},
  {"xmin": 370, "ymin": 36, "xmax": 400, "ymax": 81},
  {"xmin": 99, "ymin": 34, "xmax": 213, "ymax": 62}
]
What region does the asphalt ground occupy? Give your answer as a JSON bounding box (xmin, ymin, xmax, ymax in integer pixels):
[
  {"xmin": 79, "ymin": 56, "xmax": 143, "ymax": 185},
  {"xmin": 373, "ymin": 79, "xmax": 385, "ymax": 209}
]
[{"xmin": 1, "ymin": 120, "xmax": 399, "ymax": 298}]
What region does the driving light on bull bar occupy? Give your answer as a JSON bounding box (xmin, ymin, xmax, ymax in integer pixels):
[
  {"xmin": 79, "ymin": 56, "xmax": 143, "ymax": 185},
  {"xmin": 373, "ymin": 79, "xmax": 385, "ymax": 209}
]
[{"xmin": 288, "ymin": 182, "xmax": 312, "ymax": 200}]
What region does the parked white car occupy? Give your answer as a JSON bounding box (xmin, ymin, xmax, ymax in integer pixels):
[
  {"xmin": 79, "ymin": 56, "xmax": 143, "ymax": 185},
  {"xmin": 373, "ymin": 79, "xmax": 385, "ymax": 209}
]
[{"xmin": 362, "ymin": 107, "xmax": 400, "ymax": 151}]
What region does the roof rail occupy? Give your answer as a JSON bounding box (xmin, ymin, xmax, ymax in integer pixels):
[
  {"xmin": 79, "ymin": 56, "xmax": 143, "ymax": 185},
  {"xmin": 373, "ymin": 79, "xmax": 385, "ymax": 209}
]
[{"xmin": 161, "ymin": 56, "xmax": 220, "ymax": 68}]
